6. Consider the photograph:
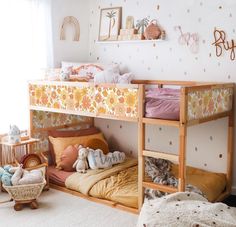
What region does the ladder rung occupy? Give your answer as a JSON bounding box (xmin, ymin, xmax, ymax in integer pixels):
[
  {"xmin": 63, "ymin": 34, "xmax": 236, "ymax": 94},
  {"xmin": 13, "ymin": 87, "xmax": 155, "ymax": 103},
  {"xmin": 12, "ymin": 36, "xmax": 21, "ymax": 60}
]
[
  {"xmin": 143, "ymin": 150, "xmax": 179, "ymax": 163},
  {"xmin": 143, "ymin": 181, "xmax": 178, "ymax": 193},
  {"xmin": 143, "ymin": 117, "xmax": 180, "ymax": 127}
]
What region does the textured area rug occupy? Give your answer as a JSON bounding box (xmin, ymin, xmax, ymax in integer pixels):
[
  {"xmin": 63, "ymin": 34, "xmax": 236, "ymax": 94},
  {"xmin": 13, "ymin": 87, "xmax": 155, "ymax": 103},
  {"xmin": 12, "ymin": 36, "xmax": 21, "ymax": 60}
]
[{"xmin": 0, "ymin": 189, "xmax": 138, "ymax": 227}]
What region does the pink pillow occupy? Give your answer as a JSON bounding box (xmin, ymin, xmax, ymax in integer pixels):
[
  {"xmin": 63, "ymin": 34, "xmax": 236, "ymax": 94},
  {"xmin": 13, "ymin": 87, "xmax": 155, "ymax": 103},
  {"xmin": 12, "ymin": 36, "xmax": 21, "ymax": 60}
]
[{"xmin": 59, "ymin": 145, "xmax": 78, "ymax": 172}]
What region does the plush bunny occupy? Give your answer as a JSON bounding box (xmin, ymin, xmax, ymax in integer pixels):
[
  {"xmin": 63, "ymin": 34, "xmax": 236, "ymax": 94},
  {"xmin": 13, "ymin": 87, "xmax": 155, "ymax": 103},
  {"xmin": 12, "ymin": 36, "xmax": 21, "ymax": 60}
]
[{"xmin": 73, "ymin": 145, "xmax": 89, "ymax": 173}]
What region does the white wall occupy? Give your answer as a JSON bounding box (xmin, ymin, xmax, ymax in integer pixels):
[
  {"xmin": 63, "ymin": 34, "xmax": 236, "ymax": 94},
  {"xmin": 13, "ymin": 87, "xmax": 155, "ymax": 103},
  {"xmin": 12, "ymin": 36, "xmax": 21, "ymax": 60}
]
[
  {"xmin": 88, "ymin": 0, "xmax": 236, "ymax": 193},
  {"xmin": 51, "ymin": 0, "xmax": 89, "ymax": 67},
  {"xmin": 51, "ymin": 0, "xmax": 236, "ymax": 193}
]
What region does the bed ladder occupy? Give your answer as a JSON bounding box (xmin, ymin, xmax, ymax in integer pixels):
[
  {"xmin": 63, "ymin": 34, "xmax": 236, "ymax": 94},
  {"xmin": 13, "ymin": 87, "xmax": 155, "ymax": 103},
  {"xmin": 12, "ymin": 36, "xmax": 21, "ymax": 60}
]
[{"xmin": 138, "ymin": 84, "xmax": 187, "ymax": 211}]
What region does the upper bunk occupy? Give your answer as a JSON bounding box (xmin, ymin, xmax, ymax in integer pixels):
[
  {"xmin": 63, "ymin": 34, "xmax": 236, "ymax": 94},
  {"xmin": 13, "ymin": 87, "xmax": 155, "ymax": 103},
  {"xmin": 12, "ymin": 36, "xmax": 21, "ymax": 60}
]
[{"xmin": 28, "ymin": 80, "xmax": 234, "ymax": 127}]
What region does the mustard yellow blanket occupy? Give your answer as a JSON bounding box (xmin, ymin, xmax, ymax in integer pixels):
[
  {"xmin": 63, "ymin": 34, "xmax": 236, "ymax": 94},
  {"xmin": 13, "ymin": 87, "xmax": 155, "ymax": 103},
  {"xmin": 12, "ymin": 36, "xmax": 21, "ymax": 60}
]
[{"xmin": 65, "ymin": 159, "xmax": 138, "ymax": 208}]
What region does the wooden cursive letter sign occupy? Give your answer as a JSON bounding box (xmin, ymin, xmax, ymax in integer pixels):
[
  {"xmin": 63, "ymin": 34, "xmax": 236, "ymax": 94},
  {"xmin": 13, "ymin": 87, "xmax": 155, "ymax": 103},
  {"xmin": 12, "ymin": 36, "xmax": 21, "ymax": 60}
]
[{"xmin": 212, "ymin": 29, "xmax": 236, "ymax": 61}]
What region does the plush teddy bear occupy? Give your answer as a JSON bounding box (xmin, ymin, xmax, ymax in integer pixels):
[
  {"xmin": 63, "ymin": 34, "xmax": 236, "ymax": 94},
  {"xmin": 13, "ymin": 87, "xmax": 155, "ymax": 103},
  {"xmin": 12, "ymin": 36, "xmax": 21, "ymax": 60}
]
[
  {"xmin": 73, "ymin": 145, "xmax": 89, "ymax": 173},
  {"xmin": 0, "ymin": 165, "xmax": 15, "ymax": 186}
]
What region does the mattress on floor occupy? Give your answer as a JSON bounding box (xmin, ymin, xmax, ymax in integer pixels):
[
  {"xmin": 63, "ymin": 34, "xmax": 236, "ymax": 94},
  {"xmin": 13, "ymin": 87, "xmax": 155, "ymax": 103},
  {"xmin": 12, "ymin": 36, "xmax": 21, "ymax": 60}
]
[
  {"xmin": 145, "ymin": 88, "xmax": 180, "ymax": 120},
  {"xmin": 171, "ymin": 164, "xmax": 227, "ymax": 202},
  {"xmin": 48, "ymin": 166, "xmax": 74, "ymax": 187},
  {"xmin": 65, "ymin": 159, "xmax": 138, "ymax": 209}
]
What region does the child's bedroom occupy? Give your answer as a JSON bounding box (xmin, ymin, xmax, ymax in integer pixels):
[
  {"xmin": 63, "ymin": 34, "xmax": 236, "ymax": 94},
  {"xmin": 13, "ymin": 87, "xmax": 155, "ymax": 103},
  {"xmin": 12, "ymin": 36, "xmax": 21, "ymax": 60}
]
[{"xmin": 0, "ymin": 0, "xmax": 236, "ymax": 226}]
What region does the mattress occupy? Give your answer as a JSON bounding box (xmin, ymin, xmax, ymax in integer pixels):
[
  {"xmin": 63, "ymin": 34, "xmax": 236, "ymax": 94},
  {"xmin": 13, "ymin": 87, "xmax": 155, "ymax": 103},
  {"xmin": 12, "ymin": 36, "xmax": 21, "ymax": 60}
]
[
  {"xmin": 171, "ymin": 164, "xmax": 227, "ymax": 202},
  {"xmin": 49, "ymin": 160, "xmax": 226, "ymax": 208},
  {"xmin": 48, "ymin": 166, "xmax": 74, "ymax": 187},
  {"xmin": 145, "ymin": 88, "xmax": 180, "ymax": 120},
  {"xmin": 65, "ymin": 159, "xmax": 138, "ymax": 208}
]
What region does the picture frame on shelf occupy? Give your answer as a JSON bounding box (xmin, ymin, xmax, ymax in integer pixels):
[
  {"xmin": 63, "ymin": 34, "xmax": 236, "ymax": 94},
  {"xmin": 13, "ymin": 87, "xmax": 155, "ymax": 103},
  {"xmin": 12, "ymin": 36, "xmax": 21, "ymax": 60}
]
[{"xmin": 98, "ymin": 7, "xmax": 122, "ymax": 41}]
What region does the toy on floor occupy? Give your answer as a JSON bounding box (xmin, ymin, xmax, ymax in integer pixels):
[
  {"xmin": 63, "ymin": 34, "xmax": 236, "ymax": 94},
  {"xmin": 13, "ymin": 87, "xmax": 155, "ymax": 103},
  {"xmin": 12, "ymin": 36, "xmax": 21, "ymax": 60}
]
[
  {"xmin": 11, "ymin": 164, "xmax": 44, "ymax": 186},
  {"xmin": 73, "ymin": 145, "xmax": 89, "ymax": 173},
  {"xmin": 0, "ymin": 165, "xmax": 17, "ymax": 186}
]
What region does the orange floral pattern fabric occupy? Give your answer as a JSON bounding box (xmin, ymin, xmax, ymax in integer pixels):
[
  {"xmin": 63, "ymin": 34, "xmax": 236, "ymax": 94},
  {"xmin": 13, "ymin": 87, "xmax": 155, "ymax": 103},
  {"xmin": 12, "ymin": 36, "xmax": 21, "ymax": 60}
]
[
  {"xmin": 31, "ymin": 110, "xmax": 90, "ymax": 152},
  {"xmin": 187, "ymin": 87, "xmax": 233, "ymax": 121},
  {"xmin": 29, "ymin": 83, "xmax": 139, "ymax": 119}
]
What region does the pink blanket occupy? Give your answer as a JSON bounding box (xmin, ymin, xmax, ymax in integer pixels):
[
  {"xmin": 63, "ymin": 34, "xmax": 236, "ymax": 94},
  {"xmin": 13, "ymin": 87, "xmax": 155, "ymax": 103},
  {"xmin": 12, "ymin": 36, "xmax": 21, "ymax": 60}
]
[{"xmin": 145, "ymin": 88, "xmax": 180, "ymax": 120}]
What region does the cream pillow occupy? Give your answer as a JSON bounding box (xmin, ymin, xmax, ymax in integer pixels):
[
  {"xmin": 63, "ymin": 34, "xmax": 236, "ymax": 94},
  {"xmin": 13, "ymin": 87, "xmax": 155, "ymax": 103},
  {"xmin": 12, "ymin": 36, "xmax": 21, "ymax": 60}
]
[{"xmin": 49, "ymin": 132, "xmax": 107, "ymax": 168}]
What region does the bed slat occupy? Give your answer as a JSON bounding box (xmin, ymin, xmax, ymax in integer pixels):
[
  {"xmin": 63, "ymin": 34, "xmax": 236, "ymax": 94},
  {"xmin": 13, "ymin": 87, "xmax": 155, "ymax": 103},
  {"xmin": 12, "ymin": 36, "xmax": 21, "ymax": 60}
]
[
  {"xmin": 143, "ymin": 118, "xmax": 180, "ymax": 127},
  {"xmin": 143, "ymin": 181, "xmax": 178, "ymax": 193},
  {"xmin": 143, "ymin": 150, "xmax": 179, "ymax": 163}
]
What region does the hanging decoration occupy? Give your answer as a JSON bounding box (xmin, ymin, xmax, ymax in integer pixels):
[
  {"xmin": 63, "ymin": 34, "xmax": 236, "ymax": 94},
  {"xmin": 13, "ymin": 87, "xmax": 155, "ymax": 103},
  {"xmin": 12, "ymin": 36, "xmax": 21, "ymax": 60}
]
[
  {"xmin": 60, "ymin": 16, "xmax": 80, "ymax": 42},
  {"xmin": 174, "ymin": 25, "xmax": 199, "ymax": 54},
  {"xmin": 212, "ymin": 28, "xmax": 236, "ymax": 61}
]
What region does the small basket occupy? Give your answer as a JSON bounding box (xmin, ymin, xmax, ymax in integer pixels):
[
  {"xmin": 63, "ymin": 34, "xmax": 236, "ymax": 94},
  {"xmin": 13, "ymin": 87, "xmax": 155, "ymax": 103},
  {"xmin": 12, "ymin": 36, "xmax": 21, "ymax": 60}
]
[
  {"xmin": 3, "ymin": 180, "xmax": 46, "ymax": 201},
  {"xmin": 144, "ymin": 19, "xmax": 161, "ymax": 40}
]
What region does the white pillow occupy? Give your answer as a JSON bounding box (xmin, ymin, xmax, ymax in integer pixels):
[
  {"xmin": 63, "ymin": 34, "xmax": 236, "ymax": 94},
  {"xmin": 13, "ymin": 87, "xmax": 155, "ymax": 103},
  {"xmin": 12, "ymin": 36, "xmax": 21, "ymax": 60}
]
[{"xmin": 87, "ymin": 149, "xmax": 126, "ymax": 170}]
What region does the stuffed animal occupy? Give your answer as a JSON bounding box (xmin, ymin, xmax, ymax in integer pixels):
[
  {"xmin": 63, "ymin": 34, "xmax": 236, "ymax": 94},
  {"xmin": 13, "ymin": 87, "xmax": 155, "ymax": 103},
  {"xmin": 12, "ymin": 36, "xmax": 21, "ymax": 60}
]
[
  {"xmin": 18, "ymin": 169, "xmax": 43, "ymax": 185},
  {"xmin": 8, "ymin": 125, "xmax": 21, "ymax": 144},
  {"xmin": 59, "ymin": 66, "xmax": 72, "ymax": 81},
  {"xmin": 11, "ymin": 164, "xmax": 24, "ymax": 186},
  {"xmin": 87, "ymin": 149, "xmax": 126, "ymax": 170},
  {"xmin": 73, "ymin": 145, "xmax": 89, "ymax": 173},
  {"xmin": 11, "ymin": 165, "xmax": 44, "ymax": 185},
  {"xmin": 0, "ymin": 165, "xmax": 15, "ymax": 186}
]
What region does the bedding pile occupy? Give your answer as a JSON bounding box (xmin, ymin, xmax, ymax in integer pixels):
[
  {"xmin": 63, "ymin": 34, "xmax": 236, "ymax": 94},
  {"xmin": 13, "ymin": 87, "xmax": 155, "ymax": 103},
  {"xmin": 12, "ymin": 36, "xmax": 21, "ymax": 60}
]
[
  {"xmin": 145, "ymin": 157, "xmax": 204, "ymax": 199},
  {"xmin": 145, "ymin": 88, "xmax": 180, "ymax": 120},
  {"xmin": 137, "ymin": 192, "xmax": 236, "ymax": 227},
  {"xmin": 65, "ymin": 158, "xmax": 138, "ymax": 208}
]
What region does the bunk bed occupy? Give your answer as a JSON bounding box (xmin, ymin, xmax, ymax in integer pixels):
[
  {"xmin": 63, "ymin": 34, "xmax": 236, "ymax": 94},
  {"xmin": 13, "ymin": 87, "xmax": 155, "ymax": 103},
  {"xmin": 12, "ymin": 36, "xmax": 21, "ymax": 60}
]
[{"xmin": 28, "ymin": 80, "xmax": 234, "ymax": 214}]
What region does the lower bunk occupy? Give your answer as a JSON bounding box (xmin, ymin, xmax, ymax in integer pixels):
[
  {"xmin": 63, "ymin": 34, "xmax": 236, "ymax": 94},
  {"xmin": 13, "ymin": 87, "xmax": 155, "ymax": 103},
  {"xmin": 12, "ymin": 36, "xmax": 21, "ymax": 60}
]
[{"xmin": 47, "ymin": 157, "xmax": 228, "ymax": 213}]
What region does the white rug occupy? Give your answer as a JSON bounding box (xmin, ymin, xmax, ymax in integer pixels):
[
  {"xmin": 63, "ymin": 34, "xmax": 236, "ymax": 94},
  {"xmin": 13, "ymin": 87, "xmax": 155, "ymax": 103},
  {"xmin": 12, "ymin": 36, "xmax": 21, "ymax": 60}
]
[{"xmin": 0, "ymin": 189, "xmax": 138, "ymax": 227}]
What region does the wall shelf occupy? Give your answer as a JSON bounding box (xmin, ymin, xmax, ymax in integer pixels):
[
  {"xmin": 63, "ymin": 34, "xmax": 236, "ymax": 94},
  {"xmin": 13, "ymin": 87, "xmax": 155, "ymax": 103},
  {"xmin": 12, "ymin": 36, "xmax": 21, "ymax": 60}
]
[{"xmin": 96, "ymin": 39, "xmax": 163, "ymax": 44}]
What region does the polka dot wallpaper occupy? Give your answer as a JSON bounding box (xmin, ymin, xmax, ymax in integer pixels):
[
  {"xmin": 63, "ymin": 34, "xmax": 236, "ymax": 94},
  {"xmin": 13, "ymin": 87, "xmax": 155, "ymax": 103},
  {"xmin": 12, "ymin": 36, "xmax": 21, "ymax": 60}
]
[{"xmin": 87, "ymin": 0, "xmax": 236, "ymax": 191}]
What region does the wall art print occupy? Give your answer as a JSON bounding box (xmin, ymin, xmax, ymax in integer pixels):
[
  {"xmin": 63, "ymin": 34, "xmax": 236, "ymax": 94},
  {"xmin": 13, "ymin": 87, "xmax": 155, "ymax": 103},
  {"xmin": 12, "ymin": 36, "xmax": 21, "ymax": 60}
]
[{"xmin": 98, "ymin": 7, "xmax": 122, "ymax": 41}]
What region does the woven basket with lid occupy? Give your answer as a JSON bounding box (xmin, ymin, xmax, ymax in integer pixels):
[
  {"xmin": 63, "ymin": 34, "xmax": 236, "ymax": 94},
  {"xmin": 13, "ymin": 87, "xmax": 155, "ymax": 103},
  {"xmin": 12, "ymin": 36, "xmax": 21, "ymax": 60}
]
[{"xmin": 144, "ymin": 19, "xmax": 161, "ymax": 40}]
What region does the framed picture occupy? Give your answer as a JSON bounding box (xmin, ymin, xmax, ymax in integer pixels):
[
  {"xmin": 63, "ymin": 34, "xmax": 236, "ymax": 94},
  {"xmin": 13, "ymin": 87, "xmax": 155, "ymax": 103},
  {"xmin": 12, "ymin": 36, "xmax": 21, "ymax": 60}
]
[{"xmin": 98, "ymin": 7, "xmax": 122, "ymax": 41}]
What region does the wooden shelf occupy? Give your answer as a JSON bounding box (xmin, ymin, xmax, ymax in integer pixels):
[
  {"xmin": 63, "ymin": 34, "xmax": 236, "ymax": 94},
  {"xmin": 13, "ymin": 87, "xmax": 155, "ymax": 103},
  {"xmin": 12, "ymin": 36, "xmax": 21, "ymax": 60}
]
[
  {"xmin": 96, "ymin": 39, "xmax": 163, "ymax": 44},
  {"xmin": 0, "ymin": 138, "xmax": 39, "ymax": 147}
]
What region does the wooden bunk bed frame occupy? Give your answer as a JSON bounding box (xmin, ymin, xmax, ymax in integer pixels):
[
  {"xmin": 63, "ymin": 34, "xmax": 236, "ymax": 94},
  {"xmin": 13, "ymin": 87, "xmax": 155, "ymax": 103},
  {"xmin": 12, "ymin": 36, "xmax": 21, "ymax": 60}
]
[{"xmin": 28, "ymin": 80, "xmax": 234, "ymax": 214}]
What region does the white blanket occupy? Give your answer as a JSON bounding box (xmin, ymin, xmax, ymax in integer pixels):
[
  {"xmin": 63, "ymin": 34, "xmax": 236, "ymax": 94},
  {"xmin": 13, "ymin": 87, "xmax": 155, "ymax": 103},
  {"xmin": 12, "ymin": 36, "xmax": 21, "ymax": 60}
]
[{"xmin": 137, "ymin": 192, "xmax": 236, "ymax": 227}]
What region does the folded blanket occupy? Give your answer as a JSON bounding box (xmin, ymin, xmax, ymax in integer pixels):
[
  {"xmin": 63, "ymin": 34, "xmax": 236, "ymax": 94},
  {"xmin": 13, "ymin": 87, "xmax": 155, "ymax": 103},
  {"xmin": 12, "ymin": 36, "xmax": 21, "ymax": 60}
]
[{"xmin": 65, "ymin": 158, "xmax": 137, "ymax": 195}]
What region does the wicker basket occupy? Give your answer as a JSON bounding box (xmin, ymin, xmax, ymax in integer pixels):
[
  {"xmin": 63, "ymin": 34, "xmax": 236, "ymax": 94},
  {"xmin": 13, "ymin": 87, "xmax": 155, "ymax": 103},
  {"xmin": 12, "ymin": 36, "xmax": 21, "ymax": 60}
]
[
  {"xmin": 144, "ymin": 19, "xmax": 161, "ymax": 40},
  {"xmin": 3, "ymin": 180, "xmax": 46, "ymax": 201}
]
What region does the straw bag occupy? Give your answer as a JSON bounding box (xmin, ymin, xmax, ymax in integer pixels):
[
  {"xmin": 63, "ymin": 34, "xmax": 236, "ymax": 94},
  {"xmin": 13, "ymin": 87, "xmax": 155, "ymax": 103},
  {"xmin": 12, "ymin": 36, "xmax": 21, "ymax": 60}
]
[{"xmin": 144, "ymin": 20, "xmax": 161, "ymax": 40}]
